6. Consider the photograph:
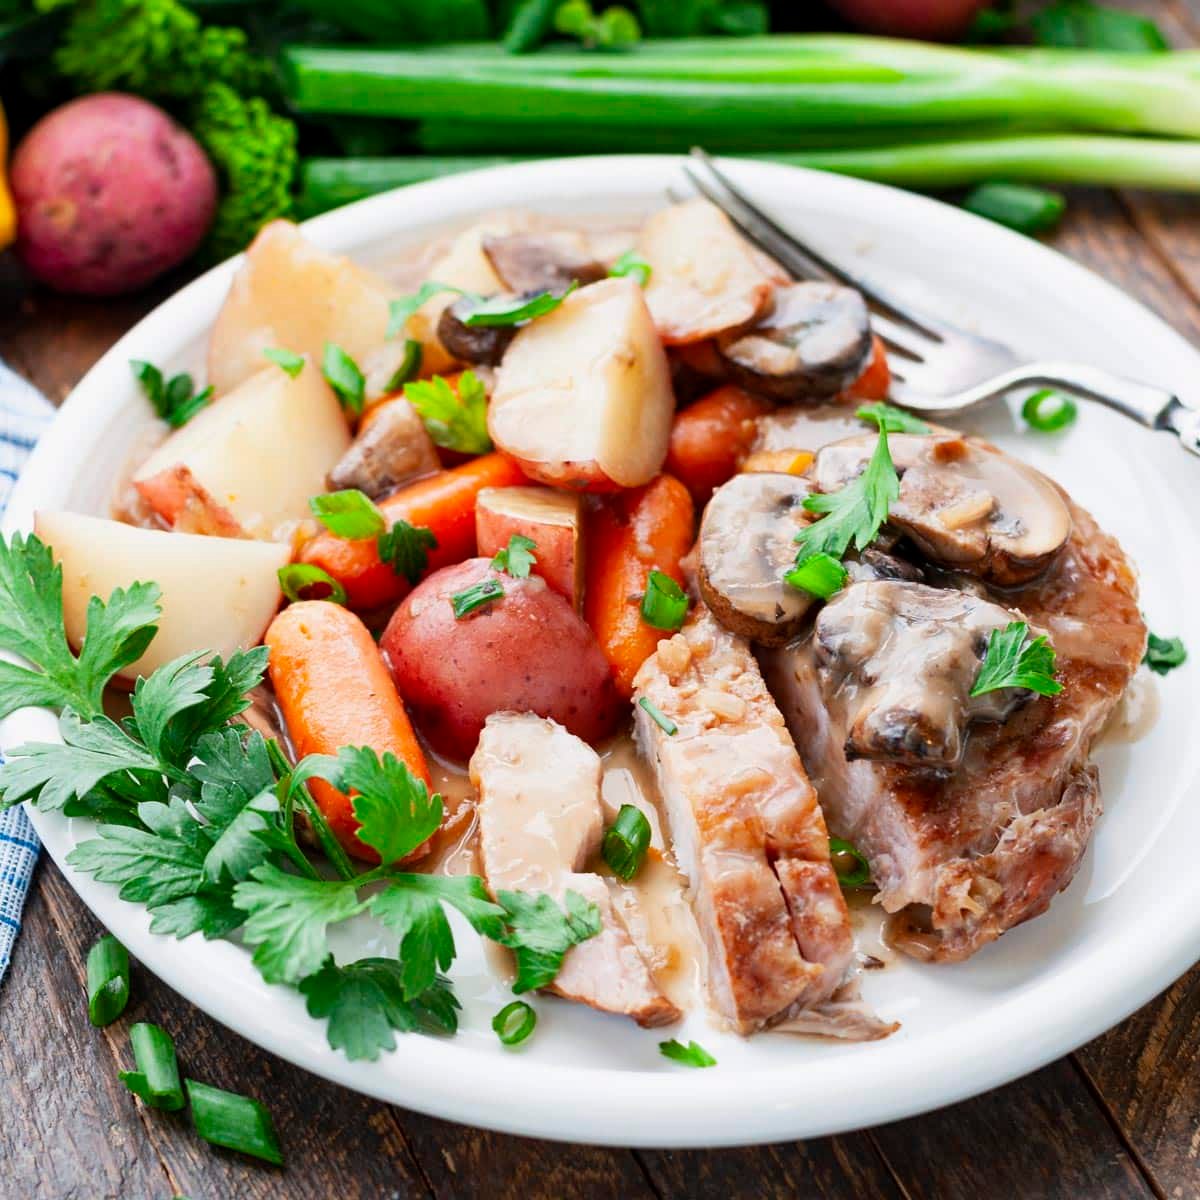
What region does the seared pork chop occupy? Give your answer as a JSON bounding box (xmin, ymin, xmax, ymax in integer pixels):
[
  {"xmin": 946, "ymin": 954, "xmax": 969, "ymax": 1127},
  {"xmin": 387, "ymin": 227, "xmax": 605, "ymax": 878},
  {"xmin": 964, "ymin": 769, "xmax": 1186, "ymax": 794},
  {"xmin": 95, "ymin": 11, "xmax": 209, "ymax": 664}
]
[
  {"xmin": 470, "ymin": 712, "xmax": 680, "ymax": 1027},
  {"xmin": 633, "ymin": 610, "xmax": 893, "ymax": 1038},
  {"xmin": 761, "ymin": 494, "xmax": 1145, "ymax": 961}
]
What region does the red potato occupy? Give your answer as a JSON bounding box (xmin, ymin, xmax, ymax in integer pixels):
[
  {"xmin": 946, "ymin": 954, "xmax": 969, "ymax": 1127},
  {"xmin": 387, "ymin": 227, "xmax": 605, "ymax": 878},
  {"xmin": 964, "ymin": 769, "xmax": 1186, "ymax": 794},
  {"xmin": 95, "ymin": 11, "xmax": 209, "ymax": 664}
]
[
  {"xmin": 827, "ymin": 0, "xmax": 986, "ymax": 39},
  {"xmin": 475, "ymin": 486, "xmax": 584, "ymax": 609},
  {"xmin": 382, "ymin": 557, "xmax": 621, "ymax": 761},
  {"xmin": 488, "ymin": 277, "xmax": 675, "ymax": 491},
  {"xmin": 11, "ymin": 94, "xmax": 216, "ymax": 296}
]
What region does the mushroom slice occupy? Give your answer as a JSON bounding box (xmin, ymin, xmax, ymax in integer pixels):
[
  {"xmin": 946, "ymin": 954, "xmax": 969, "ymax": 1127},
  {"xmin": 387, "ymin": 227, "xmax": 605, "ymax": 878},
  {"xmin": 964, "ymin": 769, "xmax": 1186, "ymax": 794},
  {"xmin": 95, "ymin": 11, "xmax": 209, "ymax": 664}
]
[
  {"xmin": 482, "ymin": 231, "xmax": 608, "ymax": 294},
  {"xmin": 814, "ymin": 579, "xmax": 1033, "ymax": 769},
  {"xmin": 812, "ymin": 433, "xmax": 1072, "ymax": 586},
  {"xmin": 639, "ymin": 199, "xmax": 785, "ymax": 345},
  {"xmin": 698, "ymin": 472, "xmax": 816, "ymax": 645},
  {"xmin": 328, "ymin": 395, "xmax": 440, "ymax": 499},
  {"xmin": 717, "ymin": 282, "xmax": 872, "ymax": 401},
  {"xmin": 435, "ymin": 294, "xmax": 519, "ymax": 366}
]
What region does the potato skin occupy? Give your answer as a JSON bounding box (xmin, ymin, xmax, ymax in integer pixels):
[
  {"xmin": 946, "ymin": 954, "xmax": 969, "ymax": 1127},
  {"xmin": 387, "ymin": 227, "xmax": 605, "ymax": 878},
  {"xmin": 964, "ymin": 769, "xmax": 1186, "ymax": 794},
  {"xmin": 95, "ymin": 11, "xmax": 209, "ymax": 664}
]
[
  {"xmin": 382, "ymin": 557, "xmax": 622, "ymax": 761},
  {"xmin": 12, "ymin": 94, "xmax": 216, "ymax": 296}
]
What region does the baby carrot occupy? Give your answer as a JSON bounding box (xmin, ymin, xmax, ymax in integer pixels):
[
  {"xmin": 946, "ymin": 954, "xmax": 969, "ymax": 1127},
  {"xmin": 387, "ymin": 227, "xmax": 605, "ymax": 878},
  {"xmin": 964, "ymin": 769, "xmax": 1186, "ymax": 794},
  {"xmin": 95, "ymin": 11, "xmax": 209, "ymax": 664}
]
[
  {"xmin": 300, "ymin": 451, "xmax": 526, "ymax": 610},
  {"xmin": 840, "ymin": 334, "xmax": 890, "ymax": 402},
  {"xmin": 265, "ymin": 601, "xmax": 432, "ymax": 863},
  {"xmin": 664, "ymin": 385, "xmax": 771, "ymax": 506},
  {"xmin": 584, "ymin": 474, "xmax": 695, "ymax": 699}
]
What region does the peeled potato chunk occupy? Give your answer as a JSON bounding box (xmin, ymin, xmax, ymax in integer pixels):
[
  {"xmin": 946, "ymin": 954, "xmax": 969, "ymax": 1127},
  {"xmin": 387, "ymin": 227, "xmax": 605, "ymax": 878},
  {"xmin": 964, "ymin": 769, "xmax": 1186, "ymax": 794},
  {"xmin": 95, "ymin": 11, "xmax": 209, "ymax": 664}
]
[
  {"xmin": 488, "ymin": 278, "xmax": 675, "ymax": 490},
  {"xmin": 34, "ymin": 511, "xmax": 288, "ymax": 682},
  {"xmin": 207, "ymin": 220, "xmax": 393, "ymax": 395},
  {"xmin": 133, "ymin": 361, "xmax": 351, "ymax": 541},
  {"xmin": 639, "ymin": 199, "xmax": 785, "ymax": 345}
]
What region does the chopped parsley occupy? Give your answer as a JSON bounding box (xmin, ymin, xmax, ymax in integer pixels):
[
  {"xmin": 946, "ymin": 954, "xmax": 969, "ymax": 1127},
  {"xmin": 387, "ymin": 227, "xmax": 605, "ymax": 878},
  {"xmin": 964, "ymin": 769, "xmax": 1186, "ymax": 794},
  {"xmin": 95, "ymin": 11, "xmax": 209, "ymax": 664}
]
[
  {"xmin": 309, "ymin": 489, "xmax": 386, "ymax": 540},
  {"xmin": 131, "ymin": 360, "xmax": 212, "ymax": 429},
  {"xmin": 970, "ymin": 621, "xmax": 1063, "ymax": 697},
  {"xmin": 491, "ymin": 534, "xmax": 537, "ymax": 579},
  {"xmin": 322, "ymin": 343, "xmax": 366, "ymax": 417},
  {"xmin": 608, "ymin": 249, "xmax": 652, "ymax": 287},
  {"xmin": 387, "ymin": 281, "xmax": 464, "ymax": 340},
  {"xmin": 262, "ymin": 347, "xmax": 305, "ymax": 378},
  {"xmin": 405, "ymin": 370, "xmax": 492, "ymax": 455},
  {"xmin": 378, "ymin": 520, "xmax": 439, "ymax": 585},
  {"xmin": 1144, "ymin": 631, "xmax": 1187, "ymax": 676},
  {"xmin": 856, "ymin": 401, "xmax": 930, "ymax": 436}
]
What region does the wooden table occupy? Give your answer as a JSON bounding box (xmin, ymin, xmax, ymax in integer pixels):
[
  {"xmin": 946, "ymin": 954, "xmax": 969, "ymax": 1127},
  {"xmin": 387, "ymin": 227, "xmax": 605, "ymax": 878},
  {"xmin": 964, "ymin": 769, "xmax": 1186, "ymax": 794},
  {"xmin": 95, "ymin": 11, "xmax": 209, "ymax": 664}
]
[{"xmin": 6, "ymin": 33, "xmax": 1200, "ymax": 1200}]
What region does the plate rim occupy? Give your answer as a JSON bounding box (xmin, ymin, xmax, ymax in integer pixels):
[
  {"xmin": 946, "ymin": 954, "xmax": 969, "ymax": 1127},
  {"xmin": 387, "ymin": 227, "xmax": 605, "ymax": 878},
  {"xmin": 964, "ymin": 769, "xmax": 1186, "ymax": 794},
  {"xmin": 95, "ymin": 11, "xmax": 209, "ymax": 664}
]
[{"xmin": 5, "ymin": 154, "xmax": 1198, "ymax": 1148}]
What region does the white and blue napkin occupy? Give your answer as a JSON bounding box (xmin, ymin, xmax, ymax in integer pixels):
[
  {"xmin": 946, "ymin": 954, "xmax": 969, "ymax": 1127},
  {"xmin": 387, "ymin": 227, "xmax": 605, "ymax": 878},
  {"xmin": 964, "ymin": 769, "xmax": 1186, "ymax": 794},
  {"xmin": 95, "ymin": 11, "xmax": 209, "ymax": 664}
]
[{"xmin": 0, "ymin": 360, "xmax": 53, "ymax": 981}]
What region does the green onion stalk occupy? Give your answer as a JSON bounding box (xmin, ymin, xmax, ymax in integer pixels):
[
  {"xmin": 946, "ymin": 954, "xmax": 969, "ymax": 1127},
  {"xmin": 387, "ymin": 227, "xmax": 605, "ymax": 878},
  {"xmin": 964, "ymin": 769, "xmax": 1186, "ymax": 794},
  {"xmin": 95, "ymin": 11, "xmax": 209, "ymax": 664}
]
[
  {"xmin": 295, "ymin": 135, "xmax": 1200, "ymax": 220},
  {"xmin": 282, "ymin": 37, "xmax": 1200, "ymax": 137}
]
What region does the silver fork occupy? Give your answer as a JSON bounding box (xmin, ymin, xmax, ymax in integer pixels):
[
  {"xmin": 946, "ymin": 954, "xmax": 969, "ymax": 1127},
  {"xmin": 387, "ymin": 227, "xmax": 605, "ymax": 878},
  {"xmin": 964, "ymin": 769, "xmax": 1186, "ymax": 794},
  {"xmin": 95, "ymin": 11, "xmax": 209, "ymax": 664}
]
[{"xmin": 683, "ymin": 148, "xmax": 1200, "ymax": 457}]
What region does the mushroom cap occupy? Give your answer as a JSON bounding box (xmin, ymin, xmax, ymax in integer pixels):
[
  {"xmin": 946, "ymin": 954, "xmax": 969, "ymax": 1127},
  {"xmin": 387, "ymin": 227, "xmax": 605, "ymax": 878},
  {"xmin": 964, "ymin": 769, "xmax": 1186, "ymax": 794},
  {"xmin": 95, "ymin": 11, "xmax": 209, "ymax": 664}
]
[
  {"xmin": 697, "ymin": 471, "xmax": 816, "ymax": 645},
  {"xmin": 812, "ymin": 433, "xmax": 1072, "ymax": 586},
  {"xmin": 717, "ymin": 282, "xmax": 872, "ymax": 402},
  {"xmin": 436, "ymin": 294, "xmax": 518, "ymax": 366},
  {"xmin": 482, "ymin": 231, "xmax": 608, "ymax": 294}
]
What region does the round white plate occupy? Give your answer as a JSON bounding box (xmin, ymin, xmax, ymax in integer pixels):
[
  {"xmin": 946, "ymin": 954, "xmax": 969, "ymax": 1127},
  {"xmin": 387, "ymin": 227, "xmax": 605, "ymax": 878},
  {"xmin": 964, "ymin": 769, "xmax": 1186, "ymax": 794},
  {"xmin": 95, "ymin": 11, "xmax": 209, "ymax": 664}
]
[{"xmin": 4, "ymin": 158, "xmax": 1200, "ymax": 1148}]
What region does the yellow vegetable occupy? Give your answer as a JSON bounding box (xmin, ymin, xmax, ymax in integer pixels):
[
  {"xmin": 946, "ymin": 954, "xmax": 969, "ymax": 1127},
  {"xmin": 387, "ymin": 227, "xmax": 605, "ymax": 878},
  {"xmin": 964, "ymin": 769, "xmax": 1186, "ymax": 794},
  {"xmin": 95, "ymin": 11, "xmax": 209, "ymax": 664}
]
[{"xmin": 0, "ymin": 101, "xmax": 15, "ymax": 249}]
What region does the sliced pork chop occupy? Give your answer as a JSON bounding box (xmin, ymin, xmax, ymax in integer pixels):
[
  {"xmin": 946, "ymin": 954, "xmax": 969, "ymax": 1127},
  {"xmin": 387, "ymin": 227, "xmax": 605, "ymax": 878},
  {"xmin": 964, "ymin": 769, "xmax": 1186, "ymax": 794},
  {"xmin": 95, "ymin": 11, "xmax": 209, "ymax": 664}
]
[
  {"xmin": 633, "ymin": 610, "xmax": 893, "ymax": 1039},
  {"xmin": 761, "ymin": 496, "xmax": 1145, "ymax": 962},
  {"xmin": 470, "ymin": 712, "xmax": 680, "ymax": 1028}
]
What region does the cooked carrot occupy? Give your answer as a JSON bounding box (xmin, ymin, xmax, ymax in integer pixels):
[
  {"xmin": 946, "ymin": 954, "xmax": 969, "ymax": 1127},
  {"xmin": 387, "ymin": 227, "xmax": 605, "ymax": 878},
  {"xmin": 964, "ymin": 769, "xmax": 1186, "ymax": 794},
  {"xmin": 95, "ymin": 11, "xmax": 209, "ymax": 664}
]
[
  {"xmin": 266, "ymin": 601, "xmax": 432, "ymax": 864},
  {"xmin": 584, "ymin": 474, "xmax": 695, "ymax": 699},
  {"xmin": 300, "ymin": 451, "xmax": 526, "ymax": 610},
  {"xmin": 664, "ymin": 385, "xmax": 771, "ymax": 506},
  {"xmin": 841, "ymin": 334, "xmax": 890, "ymax": 402}
]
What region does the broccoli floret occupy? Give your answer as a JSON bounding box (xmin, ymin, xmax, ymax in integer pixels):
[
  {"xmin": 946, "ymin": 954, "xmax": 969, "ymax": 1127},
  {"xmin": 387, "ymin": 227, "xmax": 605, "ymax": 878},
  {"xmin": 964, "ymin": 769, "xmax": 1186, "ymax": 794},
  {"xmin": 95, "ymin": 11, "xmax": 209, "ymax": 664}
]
[
  {"xmin": 190, "ymin": 82, "xmax": 298, "ymax": 263},
  {"xmin": 47, "ymin": 0, "xmax": 274, "ymax": 99}
]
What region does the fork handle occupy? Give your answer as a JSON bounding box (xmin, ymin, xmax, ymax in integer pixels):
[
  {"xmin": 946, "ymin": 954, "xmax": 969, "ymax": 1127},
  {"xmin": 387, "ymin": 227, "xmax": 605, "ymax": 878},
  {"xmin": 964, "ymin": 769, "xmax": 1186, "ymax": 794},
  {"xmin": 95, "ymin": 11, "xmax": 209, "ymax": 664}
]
[{"xmin": 964, "ymin": 361, "xmax": 1200, "ymax": 456}]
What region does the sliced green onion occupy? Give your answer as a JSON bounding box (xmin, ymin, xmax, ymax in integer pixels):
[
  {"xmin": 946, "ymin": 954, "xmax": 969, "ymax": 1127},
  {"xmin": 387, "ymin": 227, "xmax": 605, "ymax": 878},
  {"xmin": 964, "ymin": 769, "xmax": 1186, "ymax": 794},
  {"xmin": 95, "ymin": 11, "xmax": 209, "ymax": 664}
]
[
  {"xmin": 856, "ymin": 400, "xmax": 930, "ymax": 435},
  {"xmin": 309, "ymin": 489, "xmax": 386, "ymax": 539},
  {"xmin": 640, "ymin": 569, "xmax": 689, "ymax": 631},
  {"xmin": 1021, "ymin": 389, "xmax": 1078, "ymax": 432},
  {"xmin": 609, "ymin": 248, "xmax": 651, "ymax": 287},
  {"xmin": 387, "ymin": 281, "xmax": 465, "ymax": 339},
  {"xmin": 450, "ymin": 576, "xmax": 504, "ymax": 618},
  {"xmin": 278, "ymin": 564, "xmax": 348, "ymax": 606},
  {"xmin": 963, "ymin": 182, "xmax": 1066, "ymax": 235},
  {"xmin": 377, "ymin": 519, "xmax": 438, "ymax": 585},
  {"xmin": 1032, "ymin": 1, "xmax": 1167, "ymax": 52},
  {"xmin": 638, "ymin": 696, "xmax": 677, "ymax": 736},
  {"xmin": 262, "ymin": 347, "xmax": 305, "ymax": 378},
  {"xmin": 603, "ymin": 804, "xmax": 651, "ymax": 881},
  {"xmin": 384, "ymin": 338, "xmax": 424, "ymax": 392},
  {"xmin": 86, "ymin": 934, "xmax": 130, "ymax": 1027},
  {"xmin": 119, "ymin": 1023, "xmax": 185, "ymax": 1111},
  {"xmin": 492, "ymin": 1000, "xmax": 537, "ymax": 1046},
  {"xmin": 186, "ymin": 1079, "xmax": 284, "ymax": 1166},
  {"xmin": 322, "ymin": 342, "xmax": 366, "ymax": 417},
  {"xmin": 659, "ymin": 1038, "xmax": 716, "ymax": 1068},
  {"xmin": 461, "ymin": 284, "xmax": 576, "ymax": 327},
  {"xmin": 784, "ymin": 552, "xmax": 848, "ymax": 600},
  {"xmin": 829, "ymin": 836, "xmax": 872, "ymax": 889},
  {"xmin": 1144, "ymin": 631, "xmax": 1187, "ymax": 676}
]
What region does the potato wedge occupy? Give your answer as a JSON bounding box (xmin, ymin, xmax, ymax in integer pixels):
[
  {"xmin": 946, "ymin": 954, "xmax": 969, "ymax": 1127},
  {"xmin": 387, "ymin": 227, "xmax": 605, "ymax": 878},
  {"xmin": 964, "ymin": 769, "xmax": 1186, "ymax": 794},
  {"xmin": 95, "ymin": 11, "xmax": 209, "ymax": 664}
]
[
  {"xmin": 488, "ymin": 278, "xmax": 674, "ymax": 490},
  {"xmin": 34, "ymin": 510, "xmax": 288, "ymax": 681},
  {"xmin": 208, "ymin": 220, "xmax": 393, "ymax": 396},
  {"xmin": 133, "ymin": 361, "xmax": 351, "ymax": 540},
  {"xmin": 475, "ymin": 485, "xmax": 584, "ymax": 609},
  {"xmin": 639, "ymin": 199, "xmax": 785, "ymax": 345}
]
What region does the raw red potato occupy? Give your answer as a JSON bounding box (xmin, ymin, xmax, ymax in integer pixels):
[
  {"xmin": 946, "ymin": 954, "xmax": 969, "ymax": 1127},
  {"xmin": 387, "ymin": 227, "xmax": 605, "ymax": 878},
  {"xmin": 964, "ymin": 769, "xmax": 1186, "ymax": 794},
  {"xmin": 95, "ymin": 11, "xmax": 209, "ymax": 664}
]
[
  {"xmin": 300, "ymin": 451, "xmax": 526, "ymax": 611},
  {"xmin": 382, "ymin": 557, "xmax": 621, "ymax": 761},
  {"xmin": 134, "ymin": 360, "xmax": 351, "ymax": 540},
  {"xmin": 266, "ymin": 601, "xmax": 433, "ymax": 864},
  {"xmin": 639, "ymin": 199, "xmax": 786, "ymax": 345},
  {"xmin": 475, "ymin": 485, "xmax": 584, "ymax": 609},
  {"xmin": 664, "ymin": 385, "xmax": 771, "ymax": 506},
  {"xmin": 584, "ymin": 474, "xmax": 695, "ymax": 698},
  {"xmin": 207, "ymin": 220, "xmax": 393, "ymax": 396},
  {"xmin": 11, "ymin": 94, "xmax": 216, "ymax": 297},
  {"xmin": 488, "ymin": 277, "xmax": 675, "ymax": 491},
  {"xmin": 34, "ymin": 510, "xmax": 288, "ymax": 682},
  {"xmin": 828, "ymin": 0, "xmax": 986, "ymax": 40}
]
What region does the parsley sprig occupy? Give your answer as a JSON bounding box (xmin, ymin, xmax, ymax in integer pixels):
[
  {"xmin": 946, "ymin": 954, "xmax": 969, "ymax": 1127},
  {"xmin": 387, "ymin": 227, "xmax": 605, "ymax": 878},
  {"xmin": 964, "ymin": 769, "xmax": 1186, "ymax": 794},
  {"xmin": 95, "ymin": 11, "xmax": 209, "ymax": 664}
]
[
  {"xmin": 131, "ymin": 360, "xmax": 213, "ymax": 428},
  {"xmin": 404, "ymin": 370, "xmax": 492, "ymax": 455},
  {"xmin": 309, "ymin": 490, "xmax": 438, "ymax": 586},
  {"xmin": 971, "ymin": 621, "xmax": 1063, "ymax": 697},
  {"xmin": 0, "ymin": 532, "xmax": 602, "ymax": 1063}
]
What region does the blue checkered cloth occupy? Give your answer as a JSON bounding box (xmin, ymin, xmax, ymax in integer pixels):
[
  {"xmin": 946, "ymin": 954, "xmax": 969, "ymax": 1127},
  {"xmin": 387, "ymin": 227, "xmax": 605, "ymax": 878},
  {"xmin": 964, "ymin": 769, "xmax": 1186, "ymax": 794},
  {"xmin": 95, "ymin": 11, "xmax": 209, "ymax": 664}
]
[{"xmin": 0, "ymin": 361, "xmax": 53, "ymax": 982}]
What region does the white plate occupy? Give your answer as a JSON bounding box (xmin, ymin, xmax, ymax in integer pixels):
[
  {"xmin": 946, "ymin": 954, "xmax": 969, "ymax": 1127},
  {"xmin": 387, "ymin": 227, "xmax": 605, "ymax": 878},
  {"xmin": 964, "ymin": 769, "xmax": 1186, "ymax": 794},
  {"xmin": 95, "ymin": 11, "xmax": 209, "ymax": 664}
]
[{"xmin": 4, "ymin": 157, "xmax": 1200, "ymax": 1148}]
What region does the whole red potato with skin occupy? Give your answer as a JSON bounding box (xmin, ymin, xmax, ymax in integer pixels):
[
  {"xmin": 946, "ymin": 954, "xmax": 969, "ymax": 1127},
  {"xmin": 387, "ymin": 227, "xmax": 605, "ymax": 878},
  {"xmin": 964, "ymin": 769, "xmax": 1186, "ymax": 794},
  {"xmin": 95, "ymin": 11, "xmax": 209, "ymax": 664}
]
[
  {"xmin": 382, "ymin": 557, "xmax": 622, "ymax": 762},
  {"xmin": 826, "ymin": 0, "xmax": 986, "ymax": 39},
  {"xmin": 12, "ymin": 93, "xmax": 217, "ymax": 296}
]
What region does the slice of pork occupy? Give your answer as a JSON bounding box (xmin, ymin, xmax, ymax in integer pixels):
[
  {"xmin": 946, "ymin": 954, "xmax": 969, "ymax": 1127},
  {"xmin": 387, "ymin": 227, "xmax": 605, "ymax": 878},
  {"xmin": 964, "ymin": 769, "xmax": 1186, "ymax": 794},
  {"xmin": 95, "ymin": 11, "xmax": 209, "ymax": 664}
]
[
  {"xmin": 470, "ymin": 712, "xmax": 680, "ymax": 1027},
  {"xmin": 760, "ymin": 497, "xmax": 1146, "ymax": 962},
  {"xmin": 633, "ymin": 609, "xmax": 894, "ymax": 1039}
]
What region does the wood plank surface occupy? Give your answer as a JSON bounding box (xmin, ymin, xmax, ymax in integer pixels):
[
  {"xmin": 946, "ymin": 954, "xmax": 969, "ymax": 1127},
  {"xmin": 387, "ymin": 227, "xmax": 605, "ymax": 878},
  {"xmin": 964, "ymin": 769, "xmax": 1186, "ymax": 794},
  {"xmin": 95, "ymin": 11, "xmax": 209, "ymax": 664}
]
[{"xmin": 4, "ymin": 107, "xmax": 1200, "ymax": 1200}]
